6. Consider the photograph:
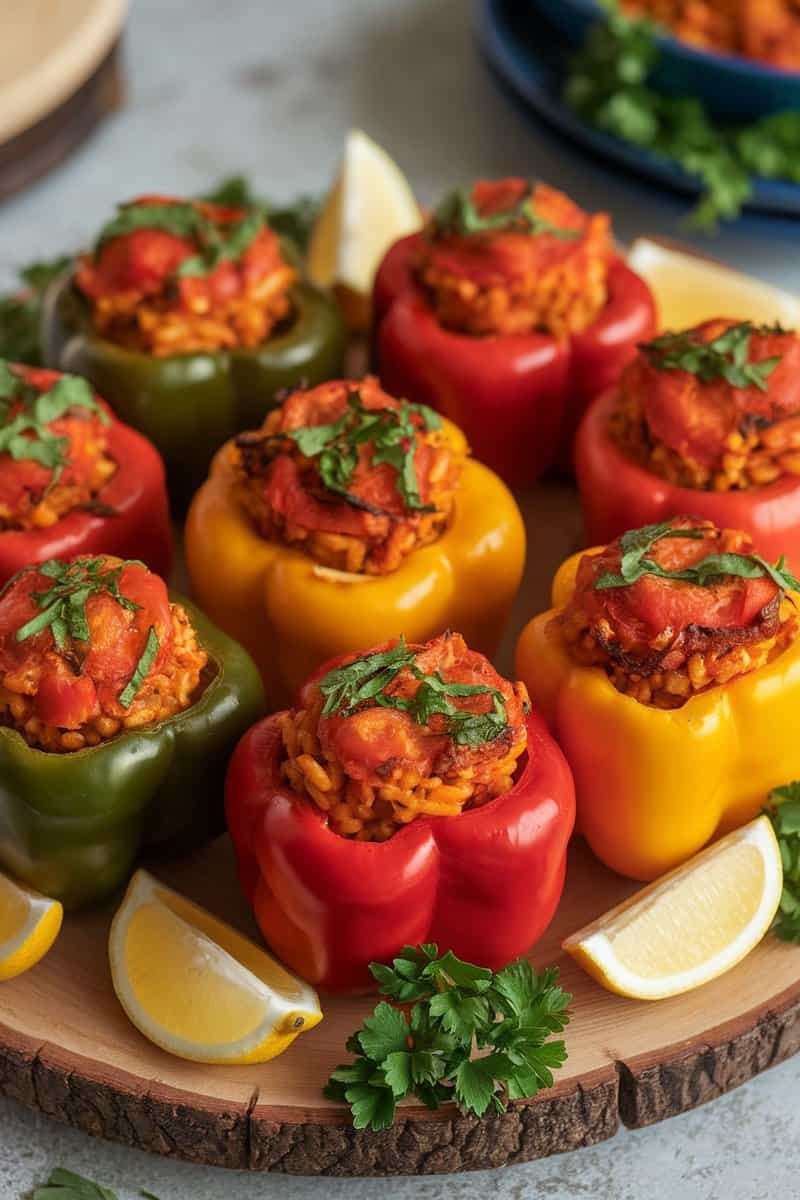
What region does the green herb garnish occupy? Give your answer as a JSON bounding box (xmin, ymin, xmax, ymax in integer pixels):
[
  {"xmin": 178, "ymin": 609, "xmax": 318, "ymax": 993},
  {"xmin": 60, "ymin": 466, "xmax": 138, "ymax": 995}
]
[
  {"xmin": 0, "ymin": 255, "xmax": 73, "ymax": 366},
  {"xmin": 118, "ymin": 625, "xmax": 160, "ymax": 709},
  {"xmin": 281, "ymin": 389, "xmax": 441, "ymax": 513},
  {"xmin": 766, "ymin": 782, "xmax": 800, "ymax": 942},
  {"xmin": 95, "ymin": 200, "xmax": 265, "ymax": 281},
  {"xmin": 594, "ymin": 520, "xmax": 800, "ymax": 592},
  {"xmin": 14, "ymin": 557, "xmax": 140, "ymax": 650},
  {"xmin": 563, "ymin": 0, "xmax": 800, "ymax": 229},
  {"xmin": 431, "ymin": 183, "xmax": 579, "ymax": 240},
  {"xmin": 325, "ymin": 944, "xmax": 570, "ymax": 1130},
  {"xmin": 175, "ymin": 211, "xmax": 264, "ymax": 278},
  {"xmin": 32, "ymin": 1165, "xmax": 119, "ymax": 1200},
  {"xmin": 201, "ymin": 174, "xmax": 320, "ymax": 253},
  {"xmin": 0, "ymin": 361, "xmax": 109, "ymax": 489},
  {"xmin": 318, "ymin": 636, "xmax": 509, "ymax": 747},
  {"xmin": 95, "ymin": 201, "xmax": 211, "ymax": 247},
  {"xmin": 640, "ymin": 323, "xmax": 783, "ymax": 392}
]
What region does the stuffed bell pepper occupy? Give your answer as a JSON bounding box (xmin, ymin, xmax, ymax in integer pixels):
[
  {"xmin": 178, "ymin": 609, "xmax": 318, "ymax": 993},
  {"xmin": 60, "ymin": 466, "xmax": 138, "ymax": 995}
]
[
  {"xmin": 226, "ymin": 631, "xmax": 575, "ymax": 991},
  {"xmin": 0, "ymin": 359, "xmax": 172, "ymax": 585},
  {"xmin": 41, "ymin": 194, "xmax": 346, "ymax": 507},
  {"xmin": 0, "ymin": 553, "xmax": 263, "ymax": 907},
  {"xmin": 373, "ymin": 178, "xmax": 656, "ymax": 486},
  {"xmin": 576, "ymin": 319, "xmax": 800, "ymax": 571},
  {"xmin": 515, "ymin": 516, "xmax": 800, "ymax": 881},
  {"xmin": 185, "ymin": 376, "xmax": 525, "ymax": 708}
]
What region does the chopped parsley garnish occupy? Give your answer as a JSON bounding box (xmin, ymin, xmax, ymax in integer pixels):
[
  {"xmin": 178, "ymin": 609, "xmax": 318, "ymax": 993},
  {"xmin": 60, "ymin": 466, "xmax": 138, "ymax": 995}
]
[
  {"xmin": 640, "ymin": 322, "xmax": 783, "ymax": 392},
  {"xmin": 593, "ymin": 520, "xmax": 800, "ymax": 592},
  {"xmin": 279, "ymin": 389, "xmax": 442, "ymax": 514},
  {"xmin": 431, "ymin": 183, "xmax": 580, "ymax": 240},
  {"xmin": 766, "ymin": 782, "xmax": 800, "ymax": 942},
  {"xmin": 325, "ymin": 944, "xmax": 570, "ymax": 1129},
  {"xmin": 0, "ymin": 360, "xmax": 109, "ymax": 489},
  {"xmin": 318, "ymin": 636, "xmax": 509, "ymax": 747},
  {"xmin": 12, "ymin": 557, "xmax": 159, "ymax": 709},
  {"xmin": 563, "ymin": 0, "xmax": 800, "ymax": 229},
  {"xmin": 95, "ymin": 200, "xmax": 266, "ymax": 280}
]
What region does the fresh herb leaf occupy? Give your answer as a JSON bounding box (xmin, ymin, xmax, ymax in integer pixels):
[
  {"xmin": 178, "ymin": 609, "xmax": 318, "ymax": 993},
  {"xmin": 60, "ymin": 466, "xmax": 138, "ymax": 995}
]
[
  {"xmin": 325, "ymin": 945, "xmax": 570, "ymax": 1130},
  {"xmin": 201, "ymin": 174, "xmax": 320, "ymax": 253},
  {"xmin": 593, "ymin": 521, "xmax": 800, "ymax": 592},
  {"xmin": 319, "ymin": 638, "xmax": 417, "ymax": 717},
  {"xmin": 563, "ymin": 0, "xmax": 800, "ymax": 228},
  {"xmin": 33, "ymin": 1166, "xmax": 118, "ymax": 1200},
  {"xmin": 176, "ymin": 211, "xmax": 264, "ymax": 278},
  {"xmin": 640, "ymin": 323, "xmax": 783, "ymax": 392},
  {"xmin": 95, "ymin": 202, "xmax": 210, "ymax": 247},
  {"xmin": 118, "ymin": 625, "xmax": 160, "ymax": 709},
  {"xmin": 317, "ymin": 639, "xmax": 510, "ymax": 747},
  {"xmin": 766, "ymin": 782, "xmax": 800, "ymax": 942},
  {"xmin": 0, "ymin": 255, "xmax": 73, "ymax": 366},
  {"xmin": 0, "ymin": 361, "xmax": 109, "ymax": 491},
  {"xmin": 279, "ymin": 389, "xmax": 440, "ymax": 513},
  {"xmin": 15, "ymin": 557, "xmax": 141, "ymax": 652},
  {"xmin": 431, "ymin": 184, "xmax": 579, "ymax": 240}
]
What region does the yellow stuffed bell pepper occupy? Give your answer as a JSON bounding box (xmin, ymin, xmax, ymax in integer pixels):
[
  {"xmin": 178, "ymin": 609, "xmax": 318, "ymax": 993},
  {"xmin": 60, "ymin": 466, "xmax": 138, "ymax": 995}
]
[
  {"xmin": 515, "ymin": 516, "xmax": 800, "ymax": 881},
  {"xmin": 186, "ymin": 376, "xmax": 525, "ymax": 709}
]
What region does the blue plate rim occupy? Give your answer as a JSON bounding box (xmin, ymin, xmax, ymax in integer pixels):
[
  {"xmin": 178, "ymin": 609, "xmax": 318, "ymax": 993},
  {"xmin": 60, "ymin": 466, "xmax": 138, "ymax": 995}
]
[{"xmin": 479, "ymin": 0, "xmax": 800, "ymax": 220}]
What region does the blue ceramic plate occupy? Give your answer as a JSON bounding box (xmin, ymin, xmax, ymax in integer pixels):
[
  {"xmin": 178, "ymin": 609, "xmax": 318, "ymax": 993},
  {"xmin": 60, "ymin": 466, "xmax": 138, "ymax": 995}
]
[
  {"xmin": 479, "ymin": 0, "xmax": 800, "ymax": 219},
  {"xmin": 533, "ymin": 0, "xmax": 800, "ymax": 123}
]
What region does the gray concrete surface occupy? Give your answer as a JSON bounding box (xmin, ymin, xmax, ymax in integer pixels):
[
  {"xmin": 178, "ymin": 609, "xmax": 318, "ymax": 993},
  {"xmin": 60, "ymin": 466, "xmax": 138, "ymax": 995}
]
[{"xmin": 0, "ymin": 1, "xmax": 797, "ymax": 1196}]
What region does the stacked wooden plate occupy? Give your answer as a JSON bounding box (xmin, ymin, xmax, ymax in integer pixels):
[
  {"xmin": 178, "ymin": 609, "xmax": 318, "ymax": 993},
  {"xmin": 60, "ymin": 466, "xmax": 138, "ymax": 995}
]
[{"xmin": 0, "ymin": 0, "xmax": 127, "ymax": 200}]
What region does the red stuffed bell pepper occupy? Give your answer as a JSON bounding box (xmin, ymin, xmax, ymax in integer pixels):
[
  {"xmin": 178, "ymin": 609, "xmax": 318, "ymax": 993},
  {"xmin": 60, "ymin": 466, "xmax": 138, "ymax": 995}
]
[
  {"xmin": 576, "ymin": 319, "xmax": 800, "ymax": 570},
  {"xmin": 373, "ymin": 179, "xmax": 655, "ymax": 486},
  {"xmin": 0, "ymin": 360, "xmax": 172, "ymax": 585},
  {"xmin": 226, "ymin": 631, "xmax": 575, "ymax": 991}
]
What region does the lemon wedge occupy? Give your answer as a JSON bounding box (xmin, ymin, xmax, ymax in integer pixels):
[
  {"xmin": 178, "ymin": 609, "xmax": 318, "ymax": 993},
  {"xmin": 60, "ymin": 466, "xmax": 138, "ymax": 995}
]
[
  {"xmin": 109, "ymin": 870, "xmax": 322, "ymax": 1064},
  {"xmin": 0, "ymin": 872, "xmax": 62, "ymax": 981},
  {"xmin": 628, "ymin": 238, "xmax": 800, "ymax": 332},
  {"xmin": 307, "ymin": 128, "xmax": 421, "ymax": 328},
  {"xmin": 563, "ymin": 816, "xmax": 783, "ymax": 1001}
]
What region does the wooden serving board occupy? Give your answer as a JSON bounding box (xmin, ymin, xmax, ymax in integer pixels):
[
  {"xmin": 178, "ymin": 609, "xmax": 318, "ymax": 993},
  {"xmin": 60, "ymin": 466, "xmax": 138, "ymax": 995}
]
[{"xmin": 0, "ymin": 481, "xmax": 797, "ymax": 1176}]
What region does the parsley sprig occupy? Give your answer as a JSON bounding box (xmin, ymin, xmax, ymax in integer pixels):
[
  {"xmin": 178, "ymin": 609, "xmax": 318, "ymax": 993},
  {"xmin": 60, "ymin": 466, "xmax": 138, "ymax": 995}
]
[
  {"xmin": 325, "ymin": 944, "xmax": 570, "ymax": 1130},
  {"xmin": 563, "ymin": 0, "xmax": 800, "ymax": 228},
  {"xmin": 766, "ymin": 783, "xmax": 800, "ymax": 942},
  {"xmin": 0, "ymin": 360, "xmax": 109, "ymax": 489},
  {"xmin": 594, "ymin": 520, "xmax": 800, "ymax": 592},
  {"xmin": 640, "ymin": 323, "xmax": 783, "ymax": 392},
  {"xmin": 318, "ymin": 637, "xmax": 510, "ymax": 747},
  {"xmin": 95, "ymin": 200, "xmax": 265, "ymax": 280},
  {"xmin": 280, "ymin": 390, "xmax": 441, "ymax": 514},
  {"xmin": 431, "ymin": 184, "xmax": 579, "ymax": 240},
  {"xmin": 12, "ymin": 557, "xmax": 160, "ymax": 709}
]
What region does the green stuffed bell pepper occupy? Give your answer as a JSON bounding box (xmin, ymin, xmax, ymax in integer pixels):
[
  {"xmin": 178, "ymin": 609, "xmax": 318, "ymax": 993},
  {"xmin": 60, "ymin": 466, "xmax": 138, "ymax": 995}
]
[
  {"xmin": 40, "ymin": 195, "xmax": 346, "ymax": 508},
  {"xmin": 0, "ymin": 555, "xmax": 263, "ymax": 908}
]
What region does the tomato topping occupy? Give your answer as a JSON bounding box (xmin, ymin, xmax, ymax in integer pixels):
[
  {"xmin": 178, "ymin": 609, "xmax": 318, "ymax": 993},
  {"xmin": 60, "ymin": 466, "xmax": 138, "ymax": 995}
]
[
  {"xmin": 0, "ymin": 558, "xmax": 173, "ymax": 729},
  {"xmin": 575, "ymin": 517, "xmax": 780, "ymax": 644},
  {"xmin": 629, "ymin": 320, "xmax": 800, "ymax": 469},
  {"xmin": 309, "ymin": 632, "xmax": 528, "ymax": 788}
]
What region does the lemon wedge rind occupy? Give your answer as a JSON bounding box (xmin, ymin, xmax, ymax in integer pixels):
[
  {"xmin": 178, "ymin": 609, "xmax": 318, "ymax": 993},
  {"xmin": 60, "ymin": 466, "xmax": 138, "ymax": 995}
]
[
  {"xmin": 109, "ymin": 869, "xmax": 321, "ymax": 1064},
  {"xmin": 563, "ymin": 816, "xmax": 783, "ymax": 1001}
]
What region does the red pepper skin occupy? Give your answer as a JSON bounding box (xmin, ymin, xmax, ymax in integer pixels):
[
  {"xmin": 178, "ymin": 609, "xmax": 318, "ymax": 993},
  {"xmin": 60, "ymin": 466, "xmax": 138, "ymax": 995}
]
[
  {"xmin": 576, "ymin": 386, "xmax": 800, "ymax": 571},
  {"xmin": 0, "ymin": 416, "xmax": 173, "ymax": 586},
  {"xmin": 373, "ymin": 234, "xmax": 656, "ymax": 486},
  {"xmin": 226, "ymin": 709, "xmax": 575, "ymax": 992}
]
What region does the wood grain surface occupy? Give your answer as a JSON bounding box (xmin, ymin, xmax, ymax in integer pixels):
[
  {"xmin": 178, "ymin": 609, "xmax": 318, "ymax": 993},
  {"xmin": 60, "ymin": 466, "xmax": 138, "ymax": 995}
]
[{"xmin": 0, "ymin": 481, "xmax": 797, "ymax": 1175}]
